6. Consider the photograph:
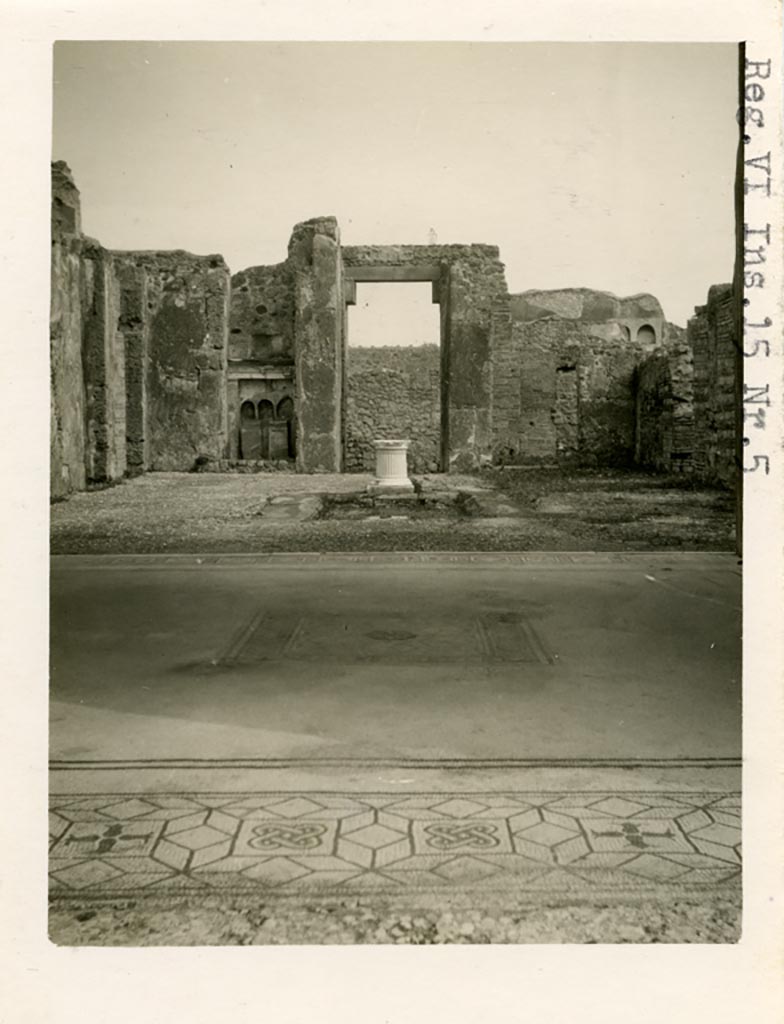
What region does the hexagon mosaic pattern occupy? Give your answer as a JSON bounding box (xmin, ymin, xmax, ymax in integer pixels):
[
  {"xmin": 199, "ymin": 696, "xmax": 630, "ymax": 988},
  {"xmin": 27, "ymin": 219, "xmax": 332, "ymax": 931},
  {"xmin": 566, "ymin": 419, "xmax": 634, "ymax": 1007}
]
[{"xmin": 49, "ymin": 791, "xmax": 741, "ymax": 898}]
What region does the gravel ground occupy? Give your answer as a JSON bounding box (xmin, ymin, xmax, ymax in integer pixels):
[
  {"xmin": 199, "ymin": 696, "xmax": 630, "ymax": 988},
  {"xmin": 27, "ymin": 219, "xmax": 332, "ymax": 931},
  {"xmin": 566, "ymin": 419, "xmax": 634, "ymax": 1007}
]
[
  {"xmin": 50, "ymin": 892, "xmax": 741, "ymax": 945},
  {"xmin": 50, "ymin": 469, "xmax": 736, "ymax": 554}
]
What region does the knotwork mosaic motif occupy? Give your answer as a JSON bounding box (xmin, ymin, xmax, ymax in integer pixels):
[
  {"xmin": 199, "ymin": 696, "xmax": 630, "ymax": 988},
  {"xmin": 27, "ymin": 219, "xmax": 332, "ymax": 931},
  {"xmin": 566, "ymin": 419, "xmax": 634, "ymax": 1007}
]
[
  {"xmin": 423, "ymin": 822, "xmax": 501, "ymax": 850},
  {"xmin": 48, "ymin": 791, "xmax": 741, "ymax": 898},
  {"xmin": 247, "ymin": 823, "xmax": 328, "ymax": 851}
]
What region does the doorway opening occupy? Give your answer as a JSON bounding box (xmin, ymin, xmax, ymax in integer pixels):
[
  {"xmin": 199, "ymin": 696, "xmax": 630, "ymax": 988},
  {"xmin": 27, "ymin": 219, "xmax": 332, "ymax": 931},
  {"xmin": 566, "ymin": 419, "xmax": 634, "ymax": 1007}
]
[{"xmin": 344, "ymin": 282, "xmax": 441, "ymax": 473}]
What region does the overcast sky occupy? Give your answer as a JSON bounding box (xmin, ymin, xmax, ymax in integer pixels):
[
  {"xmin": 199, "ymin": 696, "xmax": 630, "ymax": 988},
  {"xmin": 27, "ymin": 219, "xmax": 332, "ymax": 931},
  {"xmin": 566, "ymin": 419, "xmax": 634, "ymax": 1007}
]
[{"xmin": 53, "ymin": 41, "xmax": 738, "ymax": 343}]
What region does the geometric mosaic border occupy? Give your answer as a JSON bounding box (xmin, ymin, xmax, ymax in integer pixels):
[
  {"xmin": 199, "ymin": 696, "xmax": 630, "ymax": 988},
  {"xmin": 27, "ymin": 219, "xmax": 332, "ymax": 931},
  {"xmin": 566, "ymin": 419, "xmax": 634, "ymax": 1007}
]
[{"xmin": 49, "ymin": 791, "xmax": 741, "ymax": 899}]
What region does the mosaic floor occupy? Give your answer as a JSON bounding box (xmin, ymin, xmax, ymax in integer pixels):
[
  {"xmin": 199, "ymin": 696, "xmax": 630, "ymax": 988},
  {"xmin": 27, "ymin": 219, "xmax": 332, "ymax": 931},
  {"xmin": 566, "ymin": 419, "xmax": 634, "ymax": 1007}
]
[{"xmin": 49, "ymin": 790, "xmax": 741, "ymax": 900}]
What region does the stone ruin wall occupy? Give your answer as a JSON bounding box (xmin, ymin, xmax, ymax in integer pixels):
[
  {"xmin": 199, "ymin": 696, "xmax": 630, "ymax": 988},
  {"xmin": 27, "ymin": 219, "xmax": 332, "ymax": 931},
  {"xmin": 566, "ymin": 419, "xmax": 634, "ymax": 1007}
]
[
  {"xmin": 51, "ymin": 162, "xmax": 88, "ymax": 498},
  {"xmin": 497, "ymin": 289, "xmax": 683, "ymax": 468},
  {"xmin": 80, "ymin": 239, "xmax": 127, "ymax": 484},
  {"xmin": 290, "ymin": 218, "xmax": 345, "ymax": 473},
  {"xmin": 50, "ymin": 161, "xmax": 738, "ymax": 497},
  {"xmin": 689, "ymin": 284, "xmax": 737, "ymax": 485},
  {"xmin": 50, "ymin": 163, "xmax": 230, "ymax": 497},
  {"xmin": 229, "ymin": 263, "xmax": 295, "ymax": 366},
  {"xmin": 634, "ymin": 337, "xmax": 694, "ymax": 474},
  {"xmin": 634, "ymin": 284, "xmax": 736, "ymax": 484},
  {"xmin": 344, "ymin": 345, "xmax": 440, "ymax": 473},
  {"xmin": 129, "ymin": 251, "xmax": 229, "ymax": 472}
]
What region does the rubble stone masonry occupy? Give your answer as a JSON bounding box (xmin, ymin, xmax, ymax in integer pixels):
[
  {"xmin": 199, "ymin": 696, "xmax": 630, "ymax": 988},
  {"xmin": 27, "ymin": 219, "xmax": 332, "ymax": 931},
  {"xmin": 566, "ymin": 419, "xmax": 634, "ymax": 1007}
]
[{"xmin": 345, "ymin": 345, "xmax": 440, "ymax": 473}]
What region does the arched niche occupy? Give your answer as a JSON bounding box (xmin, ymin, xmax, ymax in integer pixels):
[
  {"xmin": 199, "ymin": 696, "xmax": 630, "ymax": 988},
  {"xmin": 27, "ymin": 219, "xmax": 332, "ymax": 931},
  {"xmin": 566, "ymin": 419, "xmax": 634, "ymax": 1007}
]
[
  {"xmin": 258, "ymin": 399, "xmax": 274, "ymax": 424},
  {"xmin": 239, "ymin": 400, "xmax": 260, "ymax": 459},
  {"xmin": 277, "ymin": 396, "xmax": 295, "ymax": 458}
]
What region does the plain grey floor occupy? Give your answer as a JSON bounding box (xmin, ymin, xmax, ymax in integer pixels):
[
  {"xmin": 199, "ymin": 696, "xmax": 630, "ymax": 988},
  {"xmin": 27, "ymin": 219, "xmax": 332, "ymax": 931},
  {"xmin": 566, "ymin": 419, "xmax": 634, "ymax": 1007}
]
[{"xmin": 49, "ymin": 554, "xmax": 741, "ymax": 762}]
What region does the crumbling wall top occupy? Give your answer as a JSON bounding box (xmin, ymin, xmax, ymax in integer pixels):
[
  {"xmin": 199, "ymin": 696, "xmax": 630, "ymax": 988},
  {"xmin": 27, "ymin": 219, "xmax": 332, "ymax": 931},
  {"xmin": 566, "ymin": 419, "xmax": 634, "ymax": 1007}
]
[
  {"xmin": 510, "ymin": 288, "xmax": 665, "ymax": 323},
  {"xmin": 109, "ymin": 249, "xmax": 228, "ymax": 271},
  {"xmin": 51, "ymin": 160, "xmax": 82, "ymax": 238},
  {"xmin": 287, "ymin": 216, "xmax": 340, "ymax": 262},
  {"xmin": 232, "ymin": 261, "xmax": 289, "ymax": 285}
]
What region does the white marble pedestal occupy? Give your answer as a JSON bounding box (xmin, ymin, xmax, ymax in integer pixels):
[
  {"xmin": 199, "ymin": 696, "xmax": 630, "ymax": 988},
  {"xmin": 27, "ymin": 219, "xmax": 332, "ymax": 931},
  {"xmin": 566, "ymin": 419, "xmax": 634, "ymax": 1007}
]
[{"xmin": 370, "ymin": 439, "xmax": 414, "ymax": 492}]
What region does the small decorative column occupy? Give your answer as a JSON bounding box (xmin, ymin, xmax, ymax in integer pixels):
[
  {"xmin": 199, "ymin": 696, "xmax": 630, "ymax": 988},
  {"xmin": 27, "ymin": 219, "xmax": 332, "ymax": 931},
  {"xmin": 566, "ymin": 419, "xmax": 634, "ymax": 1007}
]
[{"xmin": 371, "ymin": 439, "xmax": 414, "ymax": 492}]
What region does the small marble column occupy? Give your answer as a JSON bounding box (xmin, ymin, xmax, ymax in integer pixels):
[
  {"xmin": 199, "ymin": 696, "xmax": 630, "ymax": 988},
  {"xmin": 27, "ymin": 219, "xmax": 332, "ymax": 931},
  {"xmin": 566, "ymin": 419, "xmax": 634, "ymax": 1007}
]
[{"xmin": 371, "ymin": 439, "xmax": 414, "ymax": 492}]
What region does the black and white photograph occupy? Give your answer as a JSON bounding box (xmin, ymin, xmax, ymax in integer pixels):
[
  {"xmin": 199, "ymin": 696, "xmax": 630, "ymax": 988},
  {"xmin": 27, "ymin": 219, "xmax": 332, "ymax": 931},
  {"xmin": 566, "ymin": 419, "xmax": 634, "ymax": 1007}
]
[
  {"xmin": 45, "ymin": 39, "xmax": 749, "ymax": 946},
  {"xmin": 1, "ymin": 4, "xmax": 782, "ymax": 1019}
]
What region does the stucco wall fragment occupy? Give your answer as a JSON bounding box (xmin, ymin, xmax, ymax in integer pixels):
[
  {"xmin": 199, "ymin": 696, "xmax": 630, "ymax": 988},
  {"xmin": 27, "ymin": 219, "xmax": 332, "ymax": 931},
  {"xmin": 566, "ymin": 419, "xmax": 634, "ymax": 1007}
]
[{"xmin": 112, "ymin": 251, "xmax": 230, "ymax": 470}]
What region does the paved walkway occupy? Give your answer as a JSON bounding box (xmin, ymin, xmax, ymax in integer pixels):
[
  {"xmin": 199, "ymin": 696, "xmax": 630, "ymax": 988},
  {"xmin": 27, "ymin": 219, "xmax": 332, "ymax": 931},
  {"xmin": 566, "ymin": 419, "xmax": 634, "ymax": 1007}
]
[{"xmin": 49, "ymin": 552, "xmax": 741, "ymax": 942}]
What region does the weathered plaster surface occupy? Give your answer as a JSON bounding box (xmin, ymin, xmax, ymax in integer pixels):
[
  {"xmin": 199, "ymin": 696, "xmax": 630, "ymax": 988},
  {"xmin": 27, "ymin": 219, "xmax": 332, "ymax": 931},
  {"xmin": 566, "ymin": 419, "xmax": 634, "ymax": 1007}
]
[
  {"xmin": 112, "ymin": 251, "xmax": 230, "ymax": 471},
  {"xmin": 50, "ymin": 163, "xmax": 87, "ymax": 498},
  {"xmin": 290, "ymin": 217, "xmax": 344, "ymax": 472}
]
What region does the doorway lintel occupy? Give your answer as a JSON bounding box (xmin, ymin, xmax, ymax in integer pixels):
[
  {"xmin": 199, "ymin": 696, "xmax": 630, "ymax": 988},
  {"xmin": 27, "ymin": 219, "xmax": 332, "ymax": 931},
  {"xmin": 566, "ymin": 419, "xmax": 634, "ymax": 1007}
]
[{"xmin": 343, "ymin": 264, "xmax": 440, "ymax": 283}]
